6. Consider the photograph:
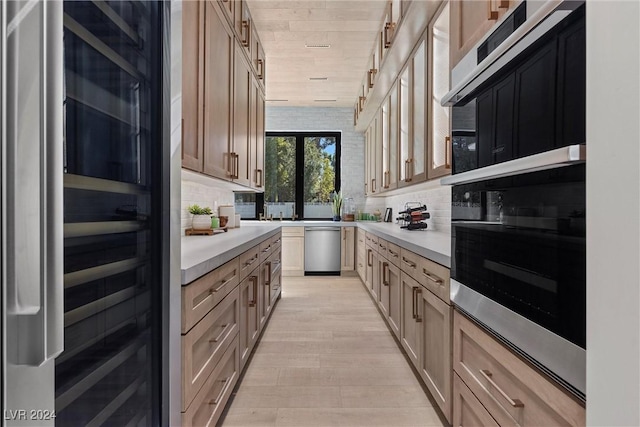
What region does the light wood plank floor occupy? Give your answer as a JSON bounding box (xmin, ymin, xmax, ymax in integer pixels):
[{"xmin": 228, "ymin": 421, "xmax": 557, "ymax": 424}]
[{"xmin": 220, "ymin": 276, "xmax": 445, "ymax": 427}]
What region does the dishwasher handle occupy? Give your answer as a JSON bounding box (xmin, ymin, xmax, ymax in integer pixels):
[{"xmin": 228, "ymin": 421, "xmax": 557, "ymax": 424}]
[{"xmin": 305, "ymin": 227, "xmax": 341, "ymax": 232}]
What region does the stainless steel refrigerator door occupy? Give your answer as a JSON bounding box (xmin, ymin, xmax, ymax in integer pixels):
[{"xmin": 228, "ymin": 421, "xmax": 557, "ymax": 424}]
[
  {"xmin": 2, "ymin": 1, "xmax": 64, "ymax": 425},
  {"xmin": 304, "ymin": 227, "xmax": 342, "ymax": 273}
]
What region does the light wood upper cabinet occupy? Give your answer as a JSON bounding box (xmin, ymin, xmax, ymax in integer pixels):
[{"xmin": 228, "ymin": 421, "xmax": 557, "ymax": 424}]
[
  {"xmin": 254, "ymin": 85, "xmax": 265, "ymax": 190},
  {"xmin": 387, "ymin": 83, "xmax": 399, "ymax": 190},
  {"xmin": 218, "ymin": 0, "xmax": 235, "ymax": 26},
  {"xmin": 450, "ymin": 0, "xmax": 512, "ymax": 69},
  {"xmin": 409, "ymin": 39, "xmax": 427, "ymax": 184},
  {"xmin": 183, "ymin": 0, "xmax": 265, "ymax": 188},
  {"xmin": 181, "ymin": 0, "xmax": 204, "ymax": 172},
  {"xmin": 233, "ymin": 43, "xmax": 252, "ymax": 187},
  {"xmin": 428, "ymin": 2, "xmax": 452, "ymax": 179},
  {"xmin": 202, "ymin": 0, "xmax": 234, "ymax": 180}
]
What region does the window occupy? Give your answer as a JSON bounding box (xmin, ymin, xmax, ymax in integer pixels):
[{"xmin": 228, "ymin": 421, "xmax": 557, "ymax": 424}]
[{"xmin": 236, "ymin": 132, "xmax": 341, "ymax": 220}]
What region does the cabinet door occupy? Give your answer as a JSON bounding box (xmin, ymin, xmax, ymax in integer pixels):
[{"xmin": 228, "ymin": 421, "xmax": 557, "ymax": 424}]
[
  {"xmin": 259, "ymin": 259, "xmax": 268, "ymax": 330},
  {"xmin": 387, "ymin": 261, "xmax": 401, "ymax": 339},
  {"xmin": 203, "ymin": 1, "xmax": 233, "ymax": 179},
  {"xmin": 282, "ymin": 233, "xmax": 304, "ymax": 277},
  {"xmin": 182, "ymin": 0, "xmax": 204, "ymax": 172},
  {"xmin": 369, "ymin": 116, "xmax": 379, "ymax": 194},
  {"xmin": 249, "ymin": 77, "xmax": 258, "ymax": 189},
  {"xmin": 388, "ymin": 83, "xmax": 399, "ymax": 189},
  {"xmin": 514, "ymin": 40, "xmax": 557, "ymax": 157},
  {"xmin": 400, "ymin": 272, "xmax": 421, "ymax": 368},
  {"xmin": 420, "ymin": 288, "xmax": 453, "ymax": 423},
  {"xmin": 428, "ymin": 2, "xmax": 452, "ymax": 179},
  {"xmin": 257, "ymin": 41, "xmax": 266, "ymax": 88},
  {"xmin": 365, "ymin": 246, "xmax": 373, "ymax": 293},
  {"xmin": 380, "ymin": 260, "xmax": 390, "ymax": 317},
  {"xmin": 235, "ymin": 0, "xmax": 251, "ymax": 54},
  {"xmin": 341, "ymin": 227, "xmax": 355, "ymax": 271},
  {"xmin": 450, "ymin": 0, "xmax": 510, "ymax": 69},
  {"xmin": 218, "ymin": 0, "xmax": 234, "ymax": 25},
  {"xmin": 255, "ymin": 87, "xmax": 265, "ymax": 189},
  {"xmin": 399, "ymin": 66, "xmax": 411, "ymax": 183},
  {"xmin": 240, "ymin": 273, "xmax": 259, "ymax": 370},
  {"xmin": 233, "ymin": 44, "xmax": 251, "ymax": 186},
  {"xmin": 364, "ymin": 125, "xmax": 370, "ymax": 195},
  {"xmin": 409, "ymin": 39, "xmax": 427, "ymax": 184}
]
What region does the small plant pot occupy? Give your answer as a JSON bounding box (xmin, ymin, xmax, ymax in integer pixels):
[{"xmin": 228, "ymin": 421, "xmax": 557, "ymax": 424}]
[
  {"xmin": 333, "ymin": 215, "xmax": 342, "ymax": 222},
  {"xmin": 192, "ymin": 214, "xmax": 212, "ymax": 230},
  {"xmin": 219, "ymin": 216, "xmax": 229, "ymax": 228}
]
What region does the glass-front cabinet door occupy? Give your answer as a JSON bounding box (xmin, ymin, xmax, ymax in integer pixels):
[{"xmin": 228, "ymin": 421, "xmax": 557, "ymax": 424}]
[{"xmin": 428, "ymin": 1, "xmax": 452, "ymax": 179}]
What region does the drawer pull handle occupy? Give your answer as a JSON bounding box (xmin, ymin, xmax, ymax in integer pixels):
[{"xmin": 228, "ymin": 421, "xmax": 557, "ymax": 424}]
[
  {"xmin": 262, "ymin": 245, "xmax": 271, "ymax": 253},
  {"xmin": 422, "ymin": 270, "xmax": 443, "ymax": 286},
  {"xmin": 210, "ymin": 323, "xmax": 231, "ymax": 344},
  {"xmin": 210, "ymin": 274, "xmax": 235, "ymax": 294},
  {"xmin": 249, "ymin": 276, "xmax": 258, "ymax": 307},
  {"xmin": 479, "ymin": 369, "xmax": 525, "ymax": 408},
  {"xmin": 388, "ymin": 249, "xmax": 398, "ymax": 257},
  {"xmin": 382, "ymin": 262, "xmax": 389, "ymax": 286},
  {"xmin": 244, "ymin": 255, "xmax": 258, "ymax": 268},
  {"xmin": 402, "ymin": 257, "xmax": 417, "ymax": 268},
  {"xmin": 209, "ymin": 376, "xmax": 232, "ymax": 406}
]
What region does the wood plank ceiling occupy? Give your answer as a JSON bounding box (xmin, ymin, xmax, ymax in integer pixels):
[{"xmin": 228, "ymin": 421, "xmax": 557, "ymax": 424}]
[{"xmin": 246, "ymin": 0, "xmax": 389, "ymax": 107}]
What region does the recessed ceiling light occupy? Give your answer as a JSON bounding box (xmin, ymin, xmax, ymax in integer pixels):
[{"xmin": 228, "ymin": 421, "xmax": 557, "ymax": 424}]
[
  {"xmin": 305, "ymin": 44, "xmax": 331, "ymax": 49},
  {"xmin": 314, "ymin": 99, "xmax": 337, "ymax": 102},
  {"xmin": 309, "ymin": 77, "xmax": 328, "ymax": 81}
]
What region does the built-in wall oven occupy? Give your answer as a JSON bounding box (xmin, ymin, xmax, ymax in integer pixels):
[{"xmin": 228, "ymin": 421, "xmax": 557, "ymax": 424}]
[{"xmin": 441, "ymin": 0, "xmax": 586, "ymax": 399}]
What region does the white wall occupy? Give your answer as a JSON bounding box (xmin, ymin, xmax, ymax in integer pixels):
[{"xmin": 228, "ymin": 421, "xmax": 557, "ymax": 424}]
[
  {"xmin": 265, "ymin": 106, "xmax": 366, "ymax": 211},
  {"xmin": 586, "ymin": 2, "xmax": 640, "ymax": 425}
]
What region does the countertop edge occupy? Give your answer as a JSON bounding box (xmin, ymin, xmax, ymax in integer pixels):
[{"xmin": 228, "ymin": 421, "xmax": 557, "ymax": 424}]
[
  {"xmin": 182, "ymin": 222, "xmax": 451, "ymax": 285},
  {"xmin": 181, "ymin": 227, "xmax": 280, "ymax": 285}
]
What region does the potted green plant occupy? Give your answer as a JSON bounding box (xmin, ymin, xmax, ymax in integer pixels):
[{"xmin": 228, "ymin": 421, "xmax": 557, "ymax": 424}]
[
  {"xmin": 331, "ymin": 190, "xmax": 343, "ymax": 221},
  {"xmin": 188, "ymin": 204, "xmax": 213, "ymax": 230}
]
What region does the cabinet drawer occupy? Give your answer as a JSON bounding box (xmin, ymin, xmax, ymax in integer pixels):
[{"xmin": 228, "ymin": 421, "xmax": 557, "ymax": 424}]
[
  {"xmin": 182, "ymin": 257, "xmax": 240, "ymax": 333},
  {"xmin": 357, "ymin": 228, "xmax": 366, "ymax": 245},
  {"xmin": 183, "ymin": 286, "xmax": 239, "ymax": 411},
  {"xmin": 365, "ymin": 232, "xmax": 379, "ymax": 247},
  {"xmin": 377, "ymin": 237, "xmax": 389, "ymax": 257},
  {"xmin": 182, "ymin": 335, "xmax": 239, "ymax": 427},
  {"xmin": 453, "ymin": 311, "xmax": 585, "ymax": 426},
  {"xmin": 453, "ymin": 373, "xmax": 499, "ymax": 427},
  {"xmin": 266, "ymin": 247, "xmax": 282, "ymax": 282},
  {"xmin": 400, "ymin": 248, "xmax": 421, "ymax": 279},
  {"xmin": 386, "ymin": 241, "xmax": 401, "ymax": 267},
  {"xmin": 282, "ymin": 226, "xmax": 304, "ymax": 237},
  {"xmin": 271, "ymin": 232, "xmax": 282, "ymax": 250},
  {"xmin": 259, "ymin": 237, "xmax": 274, "ymax": 263},
  {"xmin": 239, "ymin": 244, "xmax": 260, "ymax": 281},
  {"xmin": 418, "ymin": 256, "xmax": 450, "ymax": 304}
]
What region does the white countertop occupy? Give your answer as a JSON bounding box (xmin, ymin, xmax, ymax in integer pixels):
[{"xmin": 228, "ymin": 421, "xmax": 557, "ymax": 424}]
[
  {"xmin": 181, "ymin": 224, "xmax": 280, "ymax": 285},
  {"xmin": 182, "ymin": 221, "xmax": 451, "ymax": 285}
]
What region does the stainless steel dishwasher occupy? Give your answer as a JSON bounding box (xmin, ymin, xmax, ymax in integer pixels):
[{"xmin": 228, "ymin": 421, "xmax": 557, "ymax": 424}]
[{"xmin": 304, "ymin": 227, "xmax": 342, "ymax": 275}]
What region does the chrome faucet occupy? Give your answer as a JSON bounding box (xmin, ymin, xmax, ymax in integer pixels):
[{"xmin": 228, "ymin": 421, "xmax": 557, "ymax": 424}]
[{"xmin": 291, "ymin": 203, "xmax": 298, "ymax": 221}]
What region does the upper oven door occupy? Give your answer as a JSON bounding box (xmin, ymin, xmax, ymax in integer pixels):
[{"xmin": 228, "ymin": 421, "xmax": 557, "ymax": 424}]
[
  {"xmin": 451, "ymin": 164, "xmax": 585, "ymax": 349},
  {"xmin": 449, "ymin": 4, "xmax": 585, "ymax": 175}
]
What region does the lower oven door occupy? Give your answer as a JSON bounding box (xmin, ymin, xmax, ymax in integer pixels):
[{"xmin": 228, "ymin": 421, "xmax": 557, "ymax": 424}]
[{"xmin": 451, "ymin": 163, "xmax": 585, "ymax": 396}]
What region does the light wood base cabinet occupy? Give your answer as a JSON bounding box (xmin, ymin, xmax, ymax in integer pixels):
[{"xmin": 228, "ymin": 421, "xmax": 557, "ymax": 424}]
[
  {"xmin": 239, "ymin": 271, "xmax": 260, "ymax": 370},
  {"xmin": 182, "ymin": 336, "xmax": 239, "ymax": 427},
  {"xmin": 400, "ymin": 272, "xmax": 421, "ymax": 368},
  {"xmin": 453, "ymin": 311, "xmax": 585, "ymax": 426},
  {"xmin": 281, "ymin": 227, "xmax": 304, "ymax": 276},
  {"xmin": 341, "ymin": 227, "xmax": 355, "ymax": 271},
  {"xmin": 454, "ymin": 373, "xmax": 499, "ymax": 427}
]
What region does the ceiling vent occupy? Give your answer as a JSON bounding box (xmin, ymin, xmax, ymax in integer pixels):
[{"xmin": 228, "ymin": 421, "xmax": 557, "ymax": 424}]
[
  {"xmin": 305, "ymin": 44, "xmax": 331, "ymax": 49},
  {"xmin": 314, "ymin": 99, "xmax": 337, "ymax": 102},
  {"xmin": 309, "ymin": 77, "xmax": 328, "ymax": 81},
  {"xmin": 265, "ymin": 99, "xmax": 289, "ymax": 102}
]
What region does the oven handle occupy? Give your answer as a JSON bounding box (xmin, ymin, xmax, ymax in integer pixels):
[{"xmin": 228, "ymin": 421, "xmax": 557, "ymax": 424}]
[{"xmin": 440, "ymin": 145, "xmax": 585, "ymax": 186}]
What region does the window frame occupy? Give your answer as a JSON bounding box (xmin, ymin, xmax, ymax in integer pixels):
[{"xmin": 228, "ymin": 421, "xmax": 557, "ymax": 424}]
[{"xmin": 250, "ymin": 131, "xmax": 341, "ymax": 220}]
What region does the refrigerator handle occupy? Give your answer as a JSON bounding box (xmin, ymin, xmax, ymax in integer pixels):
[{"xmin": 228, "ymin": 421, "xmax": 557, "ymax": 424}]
[{"xmin": 6, "ymin": 1, "xmax": 64, "ymax": 366}]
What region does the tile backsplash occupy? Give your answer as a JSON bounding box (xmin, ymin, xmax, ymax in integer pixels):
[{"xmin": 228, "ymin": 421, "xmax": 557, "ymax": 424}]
[
  {"xmin": 181, "ymin": 170, "xmax": 235, "ymax": 232},
  {"xmin": 363, "ymin": 182, "xmax": 451, "ymax": 233}
]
